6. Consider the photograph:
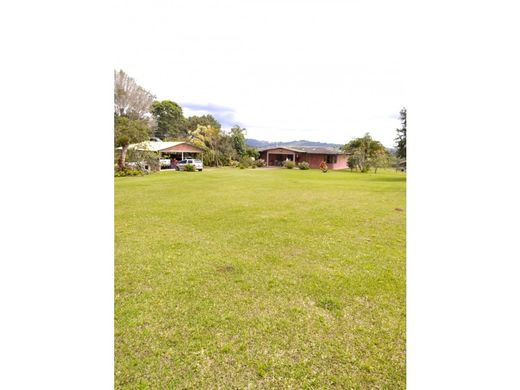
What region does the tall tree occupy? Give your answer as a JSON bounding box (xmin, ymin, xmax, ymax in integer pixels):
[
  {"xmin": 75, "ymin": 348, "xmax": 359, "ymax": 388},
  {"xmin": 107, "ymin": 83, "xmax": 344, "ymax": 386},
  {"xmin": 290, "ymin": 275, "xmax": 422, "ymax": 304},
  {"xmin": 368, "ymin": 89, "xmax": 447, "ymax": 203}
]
[
  {"xmin": 114, "ymin": 116, "xmax": 150, "ymax": 169},
  {"xmin": 230, "ymin": 125, "xmax": 247, "ymax": 157},
  {"xmin": 371, "ymin": 148, "xmax": 392, "ymax": 173},
  {"xmin": 343, "ymin": 133, "xmax": 387, "ymax": 172},
  {"xmin": 150, "ymin": 100, "xmax": 185, "ymax": 139},
  {"xmin": 185, "ymin": 114, "xmax": 221, "ymax": 132},
  {"xmin": 395, "ymin": 107, "xmax": 406, "ymax": 159},
  {"xmin": 188, "ymin": 125, "xmax": 223, "ymax": 166},
  {"xmin": 114, "ymin": 70, "xmax": 155, "ymax": 120}
]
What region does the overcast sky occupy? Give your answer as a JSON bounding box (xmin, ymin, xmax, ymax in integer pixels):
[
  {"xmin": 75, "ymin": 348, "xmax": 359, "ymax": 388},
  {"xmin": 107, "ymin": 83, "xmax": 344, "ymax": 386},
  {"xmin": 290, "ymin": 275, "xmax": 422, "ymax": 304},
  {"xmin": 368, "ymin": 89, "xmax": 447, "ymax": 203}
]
[{"xmin": 115, "ymin": 0, "xmax": 407, "ymax": 147}]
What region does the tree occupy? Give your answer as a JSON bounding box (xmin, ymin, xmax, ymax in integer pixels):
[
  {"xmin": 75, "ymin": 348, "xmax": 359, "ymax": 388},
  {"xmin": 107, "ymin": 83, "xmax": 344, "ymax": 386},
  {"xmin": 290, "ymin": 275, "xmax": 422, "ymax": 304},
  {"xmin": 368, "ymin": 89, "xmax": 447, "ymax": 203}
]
[
  {"xmin": 187, "ymin": 124, "xmax": 245, "ymax": 166},
  {"xmin": 185, "ymin": 114, "xmax": 221, "ymax": 132},
  {"xmin": 395, "ymin": 107, "xmax": 406, "ymax": 159},
  {"xmin": 217, "ymin": 135, "xmax": 238, "ymax": 164},
  {"xmin": 230, "ymin": 125, "xmax": 247, "ymax": 157},
  {"xmin": 245, "ymin": 146, "xmax": 260, "ymax": 159},
  {"xmin": 114, "ymin": 70, "xmax": 155, "ymax": 120},
  {"xmin": 114, "ymin": 70, "xmax": 155, "ymax": 169},
  {"xmin": 347, "ymin": 155, "xmax": 359, "ymax": 172},
  {"xmin": 114, "ymin": 116, "xmax": 150, "ymax": 169},
  {"xmin": 150, "ymin": 100, "xmax": 185, "ymax": 139},
  {"xmin": 343, "ymin": 133, "xmax": 387, "ymax": 173},
  {"xmin": 372, "ymin": 148, "xmax": 392, "ymax": 173},
  {"xmin": 188, "ymin": 125, "xmax": 224, "ymax": 166}
]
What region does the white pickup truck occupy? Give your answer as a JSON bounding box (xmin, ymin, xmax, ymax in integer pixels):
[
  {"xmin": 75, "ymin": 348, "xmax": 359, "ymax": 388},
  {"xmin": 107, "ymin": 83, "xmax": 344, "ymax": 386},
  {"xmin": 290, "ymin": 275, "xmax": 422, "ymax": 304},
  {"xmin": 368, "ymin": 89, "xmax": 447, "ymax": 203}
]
[{"xmin": 176, "ymin": 159, "xmax": 204, "ymax": 171}]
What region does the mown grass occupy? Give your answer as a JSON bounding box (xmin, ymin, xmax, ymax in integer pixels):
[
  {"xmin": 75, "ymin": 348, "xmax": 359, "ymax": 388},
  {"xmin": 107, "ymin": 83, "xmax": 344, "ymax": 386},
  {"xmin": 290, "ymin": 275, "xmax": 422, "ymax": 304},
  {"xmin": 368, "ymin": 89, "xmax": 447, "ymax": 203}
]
[{"xmin": 115, "ymin": 168, "xmax": 406, "ymax": 389}]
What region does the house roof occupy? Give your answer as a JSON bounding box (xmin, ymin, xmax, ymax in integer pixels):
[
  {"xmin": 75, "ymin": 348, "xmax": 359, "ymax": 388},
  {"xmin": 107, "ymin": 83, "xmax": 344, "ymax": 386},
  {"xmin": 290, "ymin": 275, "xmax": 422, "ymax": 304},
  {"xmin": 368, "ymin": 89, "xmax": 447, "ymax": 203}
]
[
  {"xmin": 128, "ymin": 141, "xmax": 179, "ymax": 151},
  {"xmin": 259, "ymin": 146, "xmax": 345, "ymax": 155},
  {"xmin": 127, "ymin": 140, "xmax": 204, "ymax": 153},
  {"xmin": 297, "ymin": 146, "xmax": 345, "ymax": 155},
  {"xmin": 258, "ymin": 146, "xmax": 304, "ymax": 153},
  {"xmin": 159, "ymin": 143, "xmax": 204, "ymax": 153}
]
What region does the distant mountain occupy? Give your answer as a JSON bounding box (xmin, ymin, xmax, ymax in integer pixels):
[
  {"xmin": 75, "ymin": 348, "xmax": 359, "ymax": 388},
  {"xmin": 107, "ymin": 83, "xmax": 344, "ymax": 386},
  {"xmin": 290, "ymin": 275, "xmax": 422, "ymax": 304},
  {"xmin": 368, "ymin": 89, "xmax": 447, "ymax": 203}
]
[{"xmin": 246, "ymin": 139, "xmax": 343, "ymax": 149}]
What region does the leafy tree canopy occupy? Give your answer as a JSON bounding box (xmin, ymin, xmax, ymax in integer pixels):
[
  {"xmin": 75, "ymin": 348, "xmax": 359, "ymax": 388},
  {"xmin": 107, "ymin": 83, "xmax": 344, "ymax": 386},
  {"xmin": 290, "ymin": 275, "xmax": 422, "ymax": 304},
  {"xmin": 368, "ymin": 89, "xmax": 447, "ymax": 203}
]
[
  {"xmin": 114, "ymin": 116, "xmax": 150, "ymax": 147},
  {"xmin": 185, "ymin": 115, "xmax": 221, "ymax": 132},
  {"xmin": 150, "ymin": 100, "xmax": 186, "ymax": 140},
  {"xmin": 114, "ymin": 116, "xmax": 150, "ymax": 169},
  {"xmin": 343, "ymin": 133, "xmax": 387, "ymax": 173},
  {"xmin": 230, "ymin": 125, "xmax": 247, "ymax": 157}
]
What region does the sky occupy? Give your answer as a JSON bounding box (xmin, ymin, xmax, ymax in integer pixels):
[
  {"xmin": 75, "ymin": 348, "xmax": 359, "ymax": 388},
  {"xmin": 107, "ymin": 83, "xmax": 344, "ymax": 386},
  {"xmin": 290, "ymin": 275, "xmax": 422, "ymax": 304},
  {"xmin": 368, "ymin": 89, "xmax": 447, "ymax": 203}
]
[{"xmin": 114, "ymin": 0, "xmax": 407, "ymax": 147}]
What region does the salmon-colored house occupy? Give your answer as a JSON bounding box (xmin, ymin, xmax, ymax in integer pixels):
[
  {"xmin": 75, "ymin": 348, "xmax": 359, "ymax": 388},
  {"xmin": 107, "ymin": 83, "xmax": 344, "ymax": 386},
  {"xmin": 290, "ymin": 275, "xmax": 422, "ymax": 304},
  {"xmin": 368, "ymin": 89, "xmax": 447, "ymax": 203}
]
[{"xmin": 258, "ymin": 146, "xmax": 348, "ymax": 170}]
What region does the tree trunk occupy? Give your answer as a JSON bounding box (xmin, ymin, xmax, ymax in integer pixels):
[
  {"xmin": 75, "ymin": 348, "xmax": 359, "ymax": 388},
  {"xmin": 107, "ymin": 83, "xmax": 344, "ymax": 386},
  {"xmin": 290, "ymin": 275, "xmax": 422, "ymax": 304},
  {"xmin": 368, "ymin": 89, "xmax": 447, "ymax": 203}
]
[{"xmin": 118, "ymin": 144, "xmax": 129, "ymax": 169}]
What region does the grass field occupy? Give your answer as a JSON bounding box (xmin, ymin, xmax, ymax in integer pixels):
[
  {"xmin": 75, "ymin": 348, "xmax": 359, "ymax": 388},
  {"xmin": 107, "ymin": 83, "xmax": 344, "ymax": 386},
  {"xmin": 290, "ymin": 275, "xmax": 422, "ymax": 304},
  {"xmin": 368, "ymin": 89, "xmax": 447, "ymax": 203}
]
[{"xmin": 115, "ymin": 167, "xmax": 406, "ymax": 389}]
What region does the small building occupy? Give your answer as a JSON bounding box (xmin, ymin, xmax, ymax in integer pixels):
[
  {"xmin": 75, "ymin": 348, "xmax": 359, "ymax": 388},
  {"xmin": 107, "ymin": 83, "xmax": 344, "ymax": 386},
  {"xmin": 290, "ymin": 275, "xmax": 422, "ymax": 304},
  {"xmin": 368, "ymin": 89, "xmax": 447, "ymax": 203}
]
[{"xmin": 258, "ymin": 146, "xmax": 348, "ymax": 169}]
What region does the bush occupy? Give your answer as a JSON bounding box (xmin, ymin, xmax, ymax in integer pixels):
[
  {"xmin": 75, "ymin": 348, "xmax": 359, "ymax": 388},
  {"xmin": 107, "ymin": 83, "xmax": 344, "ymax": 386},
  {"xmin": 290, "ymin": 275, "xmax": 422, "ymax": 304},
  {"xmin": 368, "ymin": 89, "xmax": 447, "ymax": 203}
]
[
  {"xmin": 239, "ymin": 156, "xmax": 252, "ymax": 168},
  {"xmin": 230, "ymin": 160, "xmax": 240, "ymax": 168},
  {"xmin": 283, "ymin": 160, "xmax": 295, "ymax": 169},
  {"xmin": 253, "ymin": 159, "xmax": 266, "ymax": 168},
  {"xmin": 298, "ymin": 161, "xmax": 310, "ymax": 170},
  {"xmin": 239, "ymin": 164, "xmax": 246, "ymax": 169},
  {"xmin": 126, "ymin": 149, "xmax": 161, "ymax": 172},
  {"xmin": 319, "ymin": 161, "xmax": 328, "ymax": 173},
  {"xmin": 114, "ymin": 167, "xmax": 147, "ymax": 177},
  {"xmin": 183, "ymin": 164, "xmax": 196, "ymax": 172}
]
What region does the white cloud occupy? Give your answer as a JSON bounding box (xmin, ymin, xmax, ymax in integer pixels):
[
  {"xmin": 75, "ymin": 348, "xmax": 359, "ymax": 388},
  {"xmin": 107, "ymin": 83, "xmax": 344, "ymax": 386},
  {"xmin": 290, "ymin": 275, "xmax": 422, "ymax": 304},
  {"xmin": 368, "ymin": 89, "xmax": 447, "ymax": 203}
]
[{"xmin": 114, "ymin": 0, "xmax": 407, "ymax": 146}]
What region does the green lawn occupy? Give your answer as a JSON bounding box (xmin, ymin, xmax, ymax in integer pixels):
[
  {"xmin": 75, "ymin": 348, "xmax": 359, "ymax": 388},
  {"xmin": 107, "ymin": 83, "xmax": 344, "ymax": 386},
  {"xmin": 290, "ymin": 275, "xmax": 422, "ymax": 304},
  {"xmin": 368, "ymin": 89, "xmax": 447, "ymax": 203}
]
[{"xmin": 115, "ymin": 167, "xmax": 406, "ymax": 389}]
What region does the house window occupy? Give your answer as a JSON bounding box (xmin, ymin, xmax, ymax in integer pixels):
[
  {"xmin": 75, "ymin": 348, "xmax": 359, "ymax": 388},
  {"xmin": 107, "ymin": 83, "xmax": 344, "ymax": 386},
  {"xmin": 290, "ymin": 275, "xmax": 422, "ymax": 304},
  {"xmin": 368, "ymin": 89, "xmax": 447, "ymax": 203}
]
[{"xmin": 326, "ymin": 155, "xmax": 337, "ymax": 164}]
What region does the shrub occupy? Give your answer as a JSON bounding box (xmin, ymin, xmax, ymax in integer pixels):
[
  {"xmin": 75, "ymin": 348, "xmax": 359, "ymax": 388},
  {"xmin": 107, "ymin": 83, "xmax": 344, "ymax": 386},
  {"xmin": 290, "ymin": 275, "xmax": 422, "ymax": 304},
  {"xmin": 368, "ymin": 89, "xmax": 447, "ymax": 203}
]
[
  {"xmin": 183, "ymin": 164, "xmax": 196, "ymax": 172},
  {"xmin": 230, "ymin": 160, "xmax": 240, "ymax": 168},
  {"xmin": 319, "ymin": 161, "xmax": 328, "ymax": 172},
  {"xmin": 239, "ymin": 156, "xmax": 252, "ymax": 168},
  {"xmin": 298, "ymin": 161, "xmax": 310, "ymax": 170},
  {"xmin": 283, "ymin": 160, "xmax": 295, "ymax": 169},
  {"xmin": 251, "ymin": 164, "xmax": 257, "ymax": 169},
  {"xmin": 126, "ymin": 149, "xmax": 161, "ymax": 172},
  {"xmin": 114, "ymin": 167, "xmax": 147, "ymax": 177},
  {"xmin": 253, "ymin": 159, "xmax": 266, "ymax": 167},
  {"xmin": 239, "ymin": 164, "xmax": 246, "ymax": 169}
]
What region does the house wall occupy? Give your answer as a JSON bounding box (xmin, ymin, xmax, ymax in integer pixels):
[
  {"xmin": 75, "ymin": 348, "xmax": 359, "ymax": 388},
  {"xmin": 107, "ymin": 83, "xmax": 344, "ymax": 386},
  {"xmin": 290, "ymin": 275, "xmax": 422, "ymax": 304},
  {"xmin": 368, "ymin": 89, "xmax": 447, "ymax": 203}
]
[
  {"xmin": 329, "ymin": 153, "xmax": 348, "ymax": 169},
  {"xmin": 296, "ymin": 153, "xmax": 347, "ymax": 169},
  {"xmin": 298, "ymin": 153, "xmax": 324, "ymax": 169}
]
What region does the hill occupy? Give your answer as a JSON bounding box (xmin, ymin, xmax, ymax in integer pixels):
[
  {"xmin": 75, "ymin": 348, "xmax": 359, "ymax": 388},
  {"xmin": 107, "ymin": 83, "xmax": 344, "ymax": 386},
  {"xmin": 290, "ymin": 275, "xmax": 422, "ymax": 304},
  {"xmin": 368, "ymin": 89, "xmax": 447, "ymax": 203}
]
[{"xmin": 246, "ymin": 138, "xmax": 342, "ymax": 149}]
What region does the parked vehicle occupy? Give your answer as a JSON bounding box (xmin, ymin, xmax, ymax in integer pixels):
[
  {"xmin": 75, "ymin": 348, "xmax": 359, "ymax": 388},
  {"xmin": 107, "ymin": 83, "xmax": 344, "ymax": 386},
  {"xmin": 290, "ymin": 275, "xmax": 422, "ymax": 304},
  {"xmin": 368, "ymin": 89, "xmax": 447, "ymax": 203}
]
[
  {"xmin": 176, "ymin": 159, "xmax": 203, "ymax": 171},
  {"xmin": 126, "ymin": 161, "xmax": 148, "ymax": 170}
]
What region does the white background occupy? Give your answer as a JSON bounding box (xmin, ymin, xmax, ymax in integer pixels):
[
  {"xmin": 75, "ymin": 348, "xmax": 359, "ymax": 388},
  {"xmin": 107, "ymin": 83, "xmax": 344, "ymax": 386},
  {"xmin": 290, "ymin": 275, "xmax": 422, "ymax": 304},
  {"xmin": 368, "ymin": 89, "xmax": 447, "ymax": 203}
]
[
  {"xmin": 114, "ymin": 0, "xmax": 407, "ymax": 146},
  {"xmin": 1, "ymin": 0, "xmax": 519, "ymax": 389}
]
